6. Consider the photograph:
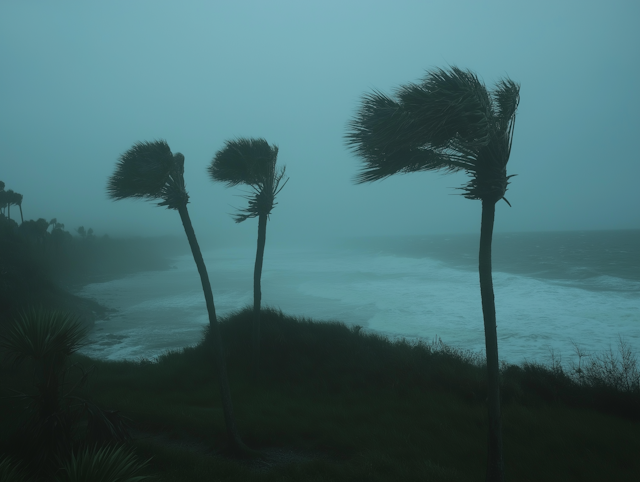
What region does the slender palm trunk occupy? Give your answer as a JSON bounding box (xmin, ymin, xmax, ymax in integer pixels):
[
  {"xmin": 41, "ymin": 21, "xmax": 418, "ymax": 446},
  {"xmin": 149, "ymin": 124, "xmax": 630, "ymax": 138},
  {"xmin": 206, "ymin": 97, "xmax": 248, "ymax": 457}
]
[
  {"xmin": 479, "ymin": 200, "xmax": 505, "ymax": 482},
  {"xmin": 177, "ymin": 205, "xmax": 247, "ymax": 453},
  {"xmin": 19, "ymin": 204, "xmax": 23, "ymax": 224},
  {"xmin": 252, "ymin": 213, "xmax": 268, "ymax": 378}
]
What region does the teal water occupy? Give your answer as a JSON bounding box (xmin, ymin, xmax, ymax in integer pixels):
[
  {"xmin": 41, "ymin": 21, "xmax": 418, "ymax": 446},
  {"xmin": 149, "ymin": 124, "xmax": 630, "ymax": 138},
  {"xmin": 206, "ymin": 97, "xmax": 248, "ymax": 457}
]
[
  {"xmin": 76, "ymin": 230, "xmax": 640, "ymax": 365},
  {"xmin": 344, "ymin": 229, "xmax": 640, "ymax": 288}
]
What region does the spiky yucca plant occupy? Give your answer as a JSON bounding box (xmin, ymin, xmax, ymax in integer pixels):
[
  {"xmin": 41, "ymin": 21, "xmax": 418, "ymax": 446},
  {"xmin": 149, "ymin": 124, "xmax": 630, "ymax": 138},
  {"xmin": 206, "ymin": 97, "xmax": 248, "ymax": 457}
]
[
  {"xmin": 0, "ymin": 308, "xmax": 88, "ymax": 418},
  {"xmin": 107, "ymin": 140, "xmax": 248, "ymax": 453},
  {"xmin": 0, "ymin": 307, "xmax": 87, "ymax": 362},
  {"xmin": 0, "ymin": 308, "xmax": 133, "ymax": 476},
  {"xmin": 55, "ymin": 444, "xmax": 152, "ymax": 482},
  {"xmin": 209, "ymin": 138, "xmax": 287, "ymax": 378},
  {"xmin": 346, "ymin": 66, "xmax": 519, "ymax": 482}
]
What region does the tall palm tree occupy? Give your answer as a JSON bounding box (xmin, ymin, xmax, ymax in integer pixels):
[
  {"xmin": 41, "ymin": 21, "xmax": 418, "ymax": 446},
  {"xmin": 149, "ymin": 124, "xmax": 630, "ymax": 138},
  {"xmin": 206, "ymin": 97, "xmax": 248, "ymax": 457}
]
[
  {"xmin": 208, "ymin": 138, "xmax": 287, "ymax": 378},
  {"xmin": 13, "ymin": 192, "xmax": 24, "ymax": 224},
  {"xmin": 346, "ymin": 66, "xmax": 519, "ymax": 482},
  {"xmin": 107, "ymin": 140, "xmax": 248, "ymax": 453}
]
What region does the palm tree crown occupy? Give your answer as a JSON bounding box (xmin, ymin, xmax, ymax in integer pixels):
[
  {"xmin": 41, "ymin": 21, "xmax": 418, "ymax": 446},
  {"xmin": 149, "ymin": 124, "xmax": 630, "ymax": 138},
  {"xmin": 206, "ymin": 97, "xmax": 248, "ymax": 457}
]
[
  {"xmin": 107, "ymin": 140, "xmax": 188, "ymax": 210},
  {"xmin": 208, "ymin": 138, "xmax": 287, "ymax": 223},
  {"xmin": 346, "ymin": 67, "xmax": 520, "ymax": 482},
  {"xmin": 346, "ymin": 66, "xmax": 519, "ymax": 204}
]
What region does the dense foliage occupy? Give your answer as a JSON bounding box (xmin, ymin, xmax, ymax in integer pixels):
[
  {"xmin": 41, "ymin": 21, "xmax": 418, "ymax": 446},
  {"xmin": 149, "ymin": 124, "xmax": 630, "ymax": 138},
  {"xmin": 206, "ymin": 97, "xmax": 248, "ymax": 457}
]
[{"xmin": 0, "ymin": 202, "xmax": 184, "ymax": 325}]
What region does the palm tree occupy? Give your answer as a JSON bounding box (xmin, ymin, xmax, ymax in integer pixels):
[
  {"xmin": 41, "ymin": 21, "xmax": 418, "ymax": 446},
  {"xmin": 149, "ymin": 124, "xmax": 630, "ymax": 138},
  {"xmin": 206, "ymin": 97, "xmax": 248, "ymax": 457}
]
[
  {"xmin": 346, "ymin": 66, "xmax": 519, "ymax": 482},
  {"xmin": 5, "ymin": 189, "xmax": 15, "ymax": 220},
  {"xmin": 13, "ymin": 192, "xmax": 24, "ymax": 224},
  {"xmin": 0, "ymin": 191, "xmax": 6, "ymax": 217},
  {"xmin": 107, "ymin": 140, "xmax": 248, "ymax": 453},
  {"xmin": 0, "ymin": 181, "xmax": 5, "ymax": 217},
  {"xmin": 208, "ymin": 138, "xmax": 288, "ymax": 378}
]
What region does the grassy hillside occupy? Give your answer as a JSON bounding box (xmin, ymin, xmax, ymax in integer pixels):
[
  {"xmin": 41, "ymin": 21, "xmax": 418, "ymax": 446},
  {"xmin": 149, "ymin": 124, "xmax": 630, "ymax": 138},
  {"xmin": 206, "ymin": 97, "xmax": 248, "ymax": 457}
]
[{"xmin": 2, "ymin": 308, "xmax": 637, "ymax": 481}]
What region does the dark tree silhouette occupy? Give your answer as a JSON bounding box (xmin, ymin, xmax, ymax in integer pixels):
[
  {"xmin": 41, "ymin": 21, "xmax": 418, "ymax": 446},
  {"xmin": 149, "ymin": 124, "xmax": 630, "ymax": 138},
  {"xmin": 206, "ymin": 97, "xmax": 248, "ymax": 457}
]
[
  {"xmin": 107, "ymin": 140, "xmax": 248, "ymax": 453},
  {"xmin": 14, "ymin": 192, "xmax": 24, "ymax": 224},
  {"xmin": 5, "ymin": 189, "xmax": 15, "ymax": 221},
  {"xmin": 0, "ymin": 181, "xmax": 5, "ymax": 216},
  {"xmin": 38, "ymin": 219, "xmax": 51, "ymax": 245},
  {"xmin": 346, "ymin": 66, "xmax": 519, "ymax": 482},
  {"xmin": 48, "ymin": 218, "xmax": 65, "ymax": 233},
  {"xmin": 209, "ymin": 138, "xmax": 287, "ymax": 378}
]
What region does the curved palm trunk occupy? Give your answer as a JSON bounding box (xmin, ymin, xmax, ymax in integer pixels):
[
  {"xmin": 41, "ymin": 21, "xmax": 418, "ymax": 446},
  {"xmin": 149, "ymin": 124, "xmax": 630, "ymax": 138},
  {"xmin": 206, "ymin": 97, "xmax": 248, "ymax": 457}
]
[
  {"xmin": 479, "ymin": 200, "xmax": 505, "ymax": 482},
  {"xmin": 19, "ymin": 204, "xmax": 23, "ymax": 224},
  {"xmin": 252, "ymin": 213, "xmax": 268, "ymax": 378},
  {"xmin": 177, "ymin": 205, "xmax": 247, "ymax": 453}
]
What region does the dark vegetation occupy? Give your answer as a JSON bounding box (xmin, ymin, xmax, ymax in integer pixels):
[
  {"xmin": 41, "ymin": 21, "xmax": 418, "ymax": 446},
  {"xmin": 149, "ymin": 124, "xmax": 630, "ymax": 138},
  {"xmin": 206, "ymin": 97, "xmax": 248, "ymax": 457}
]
[
  {"xmin": 0, "ymin": 181, "xmax": 187, "ymax": 325},
  {"xmin": 0, "ymin": 308, "xmax": 150, "ymax": 481},
  {"xmin": 1, "ymin": 307, "xmax": 639, "ymax": 481}
]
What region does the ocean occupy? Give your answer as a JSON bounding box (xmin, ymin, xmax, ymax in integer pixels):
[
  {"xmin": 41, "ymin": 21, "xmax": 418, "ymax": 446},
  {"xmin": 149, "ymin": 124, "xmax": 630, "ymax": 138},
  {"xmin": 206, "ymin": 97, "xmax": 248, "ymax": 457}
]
[{"xmin": 75, "ymin": 230, "xmax": 640, "ymax": 366}]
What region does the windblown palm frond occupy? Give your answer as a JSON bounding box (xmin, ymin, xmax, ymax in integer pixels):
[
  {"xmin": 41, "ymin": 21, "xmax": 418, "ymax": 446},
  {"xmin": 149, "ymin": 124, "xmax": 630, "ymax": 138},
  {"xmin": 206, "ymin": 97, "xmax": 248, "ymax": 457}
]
[
  {"xmin": 209, "ymin": 138, "xmax": 278, "ymax": 187},
  {"xmin": 107, "ymin": 140, "xmax": 188, "ymax": 210},
  {"xmin": 458, "ymin": 77, "xmax": 520, "ymax": 204},
  {"xmin": 232, "ymin": 166, "xmax": 288, "ymax": 223},
  {"xmin": 399, "ymin": 67, "xmax": 493, "ymax": 148},
  {"xmin": 209, "ymin": 138, "xmax": 288, "ymax": 222},
  {"xmin": 346, "ymin": 66, "xmax": 520, "ymax": 203},
  {"xmin": 491, "ymin": 78, "xmax": 520, "ymax": 159},
  {"xmin": 346, "ymin": 91, "xmax": 458, "ymax": 183}
]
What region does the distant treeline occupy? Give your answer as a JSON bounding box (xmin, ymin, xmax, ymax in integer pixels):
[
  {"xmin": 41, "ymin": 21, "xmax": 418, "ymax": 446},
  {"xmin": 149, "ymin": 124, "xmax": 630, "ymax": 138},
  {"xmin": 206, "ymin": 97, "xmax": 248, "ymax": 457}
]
[{"xmin": 0, "ymin": 188, "xmax": 189, "ymax": 323}]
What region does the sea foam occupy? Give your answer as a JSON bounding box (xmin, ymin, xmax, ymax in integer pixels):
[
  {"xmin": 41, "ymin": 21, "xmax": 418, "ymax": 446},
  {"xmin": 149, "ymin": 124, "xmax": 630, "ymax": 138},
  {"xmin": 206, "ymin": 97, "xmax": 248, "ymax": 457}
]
[{"xmin": 76, "ymin": 245, "xmax": 640, "ymax": 365}]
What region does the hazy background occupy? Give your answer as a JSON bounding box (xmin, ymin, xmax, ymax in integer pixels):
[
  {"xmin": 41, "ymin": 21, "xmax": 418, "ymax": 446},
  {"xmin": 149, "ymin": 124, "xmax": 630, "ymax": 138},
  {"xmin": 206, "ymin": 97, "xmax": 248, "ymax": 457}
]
[{"xmin": 1, "ymin": 0, "xmax": 639, "ymax": 247}]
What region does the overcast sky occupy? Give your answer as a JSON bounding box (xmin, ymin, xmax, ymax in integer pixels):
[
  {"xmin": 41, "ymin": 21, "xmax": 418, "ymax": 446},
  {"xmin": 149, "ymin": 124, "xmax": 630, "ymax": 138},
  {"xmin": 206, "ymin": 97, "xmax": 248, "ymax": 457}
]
[{"xmin": 1, "ymin": 1, "xmax": 638, "ymax": 246}]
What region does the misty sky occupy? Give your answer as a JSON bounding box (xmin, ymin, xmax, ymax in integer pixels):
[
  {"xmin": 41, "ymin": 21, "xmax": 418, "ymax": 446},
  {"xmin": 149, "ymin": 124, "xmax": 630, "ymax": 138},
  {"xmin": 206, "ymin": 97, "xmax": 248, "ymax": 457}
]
[{"xmin": 1, "ymin": 1, "xmax": 639, "ymax": 246}]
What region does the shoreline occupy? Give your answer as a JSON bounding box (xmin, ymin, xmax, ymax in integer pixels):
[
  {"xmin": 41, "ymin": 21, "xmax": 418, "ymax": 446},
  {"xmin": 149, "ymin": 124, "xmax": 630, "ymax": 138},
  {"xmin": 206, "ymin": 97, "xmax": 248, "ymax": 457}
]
[{"xmin": 63, "ymin": 262, "xmax": 179, "ymax": 327}]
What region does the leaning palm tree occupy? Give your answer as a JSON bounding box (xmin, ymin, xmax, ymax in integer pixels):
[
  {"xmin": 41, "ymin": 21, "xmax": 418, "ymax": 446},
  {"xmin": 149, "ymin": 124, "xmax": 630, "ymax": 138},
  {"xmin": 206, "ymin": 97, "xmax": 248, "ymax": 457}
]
[
  {"xmin": 208, "ymin": 138, "xmax": 287, "ymax": 378},
  {"xmin": 107, "ymin": 140, "xmax": 248, "ymax": 453},
  {"xmin": 346, "ymin": 66, "xmax": 519, "ymax": 482}
]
